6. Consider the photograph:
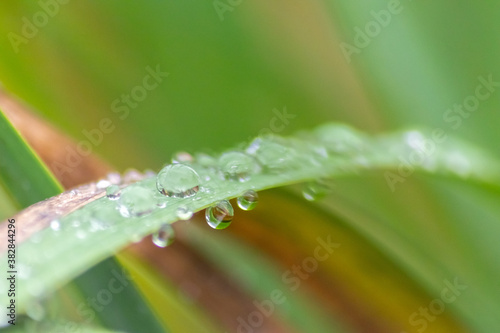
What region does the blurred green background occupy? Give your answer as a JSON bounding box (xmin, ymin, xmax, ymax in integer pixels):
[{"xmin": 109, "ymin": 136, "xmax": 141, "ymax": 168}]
[{"xmin": 1, "ymin": 1, "xmax": 500, "ymax": 332}]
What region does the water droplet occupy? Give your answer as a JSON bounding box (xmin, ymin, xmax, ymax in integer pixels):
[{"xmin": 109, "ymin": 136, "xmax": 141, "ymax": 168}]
[
  {"xmin": 315, "ymin": 124, "xmax": 366, "ymax": 153},
  {"xmin": 50, "ymin": 219, "xmax": 61, "ymax": 231},
  {"xmin": 156, "ymin": 164, "xmax": 201, "ymax": 198},
  {"xmin": 196, "ymin": 153, "xmax": 217, "ymax": 168},
  {"xmin": 89, "ymin": 207, "xmax": 115, "ymax": 231},
  {"xmin": 123, "ymin": 169, "xmax": 143, "ymax": 183},
  {"xmin": 143, "ymin": 169, "xmax": 156, "ymax": 178},
  {"xmin": 106, "ymin": 185, "xmax": 121, "ymax": 200},
  {"xmin": 152, "ymin": 224, "xmax": 175, "ymax": 247},
  {"xmin": 176, "ymin": 206, "xmax": 193, "ymax": 220},
  {"xmin": 26, "ymin": 300, "xmax": 45, "ymax": 321},
  {"xmin": 218, "ymin": 151, "xmax": 261, "ymax": 182},
  {"xmin": 117, "ymin": 186, "xmax": 157, "ymax": 217},
  {"xmin": 206, "ymin": 200, "xmax": 234, "ymax": 229},
  {"xmin": 106, "ymin": 172, "xmax": 122, "ymax": 185},
  {"xmin": 131, "ymin": 233, "xmax": 144, "ymax": 243},
  {"xmin": 237, "ymin": 190, "xmax": 259, "ymax": 211},
  {"xmin": 172, "ymin": 151, "xmax": 194, "ymax": 164},
  {"xmin": 302, "ymin": 181, "xmax": 331, "ymax": 201},
  {"xmin": 96, "ymin": 179, "xmax": 112, "ymax": 189},
  {"xmin": 246, "ymin": 138, "xmax": 296, "ymax": 171}
]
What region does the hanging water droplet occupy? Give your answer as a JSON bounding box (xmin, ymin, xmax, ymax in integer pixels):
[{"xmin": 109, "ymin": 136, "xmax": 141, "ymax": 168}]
[
  {"xmin": 117, "ymin": 186, "xmax": 157, "ymax": 217},
  {"xmin": 131, "ymin": 233, "xmax": 144, "ymax": 243},
  {"xmin": 237, "ymin": 190, "xmax": 259, "ymax": 211},
  {"xmin": 152, "ymin": 224, "xmax": 175, "ymax": 248},
  {"xmin": 218, "ymin": 151, "xmax": 261, "ymax": 182},
  {"xmin": 176, "ymin": 205, "xmax": 193, "ymax": 220},
  {"xmin": 106, "ymin": 185, "xmax": 120, "ymax": 200},
  {"xmin": 26, "ymin": 300, "xmax": 45, "ymax": 321},
  {"xmin": 302, "ymin": 181, "xmax": 331, "ymax": 201},
  {"xmin": 50, "ymin": 219, "xmax": 61, "ymax": 231},
  {"xmin": 156, "ymin": 164, "xmax": 201, "ymax": 198},
  {"xmin": 206, "ymin": 200, "xmax": 234, "ymax": 229},
  {"xmin": 172, "ymin": 151, "xmax": 194, "ymax": 164}
]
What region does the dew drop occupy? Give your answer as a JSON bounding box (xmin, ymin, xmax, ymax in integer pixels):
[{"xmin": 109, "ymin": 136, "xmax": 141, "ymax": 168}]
[
  {"xmin": 50, "ymin": 219, "xmax": 61, "ymax": 231},
  {"xmin": 123, "ymin": 169, "xmax": 144, "ymax": 183},
  {"xmin": 106, "ymin": 172, "xmax": 122, "ymax": 185},
  {"xmin": 143, "ymin": 169, "xmax": 156, "ymax": 178},
  {"xmin": 206, "ymin": 200, "xmax": 234, "ymax": 229},
  {"xmin": 218, "ymin": 151, "xmax": 261, "ymax": 182},
  {"xmin": 196, "ymin": 153, "xmax": 217, "ymax": 168},
  {"xmin": 156, "ymin": 164, "xmax": 201, "ymax": 198},
  {"xmin": 152, "ymin": 224, "xmax": 175, "ymax": 248},
  {"xmin": 246, "ymin": 138, "xmax": 296, "ymax": 172},
  {"xmin": 117, "ymin": 186, "xmax": 157, "ymax": 217},
  {"xmin": 315, "ymin": 124, "xmax": 366, "ymax": 153},
  {"xmin": 96, "ymin": 179, "xmax": 112, "ymax": 189},
  {"xmin": 176, "ymin": 205, "xmax": 193, "ymax": 220},
  {"xmin": 237, "ymin": 190, "xmax": 259, "ymax": 211},
  {"xmin": 302, "ymin": 181, "xmax": 331, "ymax": 201},
  {"xmin": 172, "ymin": 151, "xmax": 194, "ymax": 164},
  {"xmin": 106, "ymin": 185, "xmax": 121, "ymax": 200}
]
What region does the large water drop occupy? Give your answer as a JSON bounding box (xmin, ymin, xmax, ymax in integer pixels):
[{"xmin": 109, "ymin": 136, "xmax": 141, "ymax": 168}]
[
  {"xmin": 206, "ymin": 200, "xmax": 234, "ymax": 229},
  {"xmin": 117, "ymin": 186, "xmax": 157, "ymax": 217},
  {"xmin": 156, "ymin": 164, "xmax": 201, "ymax": 198}
]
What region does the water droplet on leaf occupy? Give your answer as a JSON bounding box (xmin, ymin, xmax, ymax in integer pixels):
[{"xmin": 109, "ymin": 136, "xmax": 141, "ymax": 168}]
[
  {"xmin": 123, "ymin": 169, "xmax": 144, "ymax": 183},
  {"xmin": 218, "ymin": 151, "xmax": 261, "ymax": 182},
  {"xmin": 237, "ymin": 190, "xmax": 259, "ymax": 211},
  {"xmin": 118, "ymin": 186, "xmax": 157, "ymax": 217},
  {"xmin": 156, "ymin": 164, "xmax": 201, "ymax": 198},
  {"xmin": 152, "ymin": 224, "xmax": 175, "ymax": 247},
  {"xmin": 106, "ymin": 185, "xmax": 120, "ymax": 200},
  {"xmin": 206, "ymin": 200, "xmax": 234, "ymax": 229},
  {"xmin": 172, "ymin": 151, "xmax": 194, "ymax": 164},
  {"xmin": 176, "ymin": 206, "xmax": 193, "ymax": 220},
  {"xmin": 302, "ymin": 181, "xmax": 331, "ymax": 201}
]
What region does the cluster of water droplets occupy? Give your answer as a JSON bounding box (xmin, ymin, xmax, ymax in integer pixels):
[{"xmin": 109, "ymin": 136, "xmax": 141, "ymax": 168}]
[{"xmin": 12, "ymin": 122, "xmax": 492, "ymax": 314}]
